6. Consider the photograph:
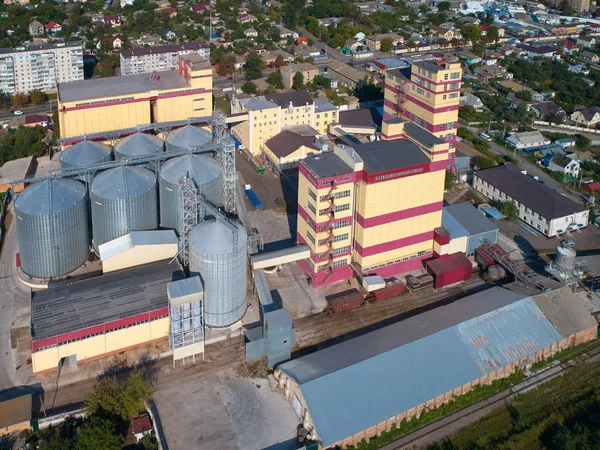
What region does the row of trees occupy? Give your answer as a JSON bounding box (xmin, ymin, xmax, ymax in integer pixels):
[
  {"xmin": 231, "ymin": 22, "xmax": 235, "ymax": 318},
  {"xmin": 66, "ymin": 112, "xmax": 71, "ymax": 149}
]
[{"xmin": 0, "ymin": 90, "xmax": 48, "ymax": 111}]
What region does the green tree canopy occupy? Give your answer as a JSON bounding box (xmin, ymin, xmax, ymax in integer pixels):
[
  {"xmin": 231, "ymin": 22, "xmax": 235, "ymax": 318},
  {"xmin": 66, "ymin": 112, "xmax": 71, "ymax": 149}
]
[
  {"xmin": 76, "ymin": 416, "xmax": 123, "ymax": 450},
  {"xmin": 267, "ymin": 70, "xmax": 284, "ymax": 89},
  {"xmin": 461, "ymin": 24, "xmax": 482, "ymax": 44},
  {"xmin": 293, "ymin": 71, "xmax": 305, "ymax": 90},
  {"xmin": 380, "ymin": 37, "xmax": 393, "ymax": 53},
  {"xmin": 244, "ymin": 52, "xmax": 264, "ymax": 80},
  {"xmin": 437, "ymin": 1, "xmax": 451, "ymax": 11},
  {"xmin": 498, "ymin": 201, "xmax": 519, "ymax": 220},
  {"xmin": 241, "ymin": 81, "xmax": 258, "ymax": 94}
]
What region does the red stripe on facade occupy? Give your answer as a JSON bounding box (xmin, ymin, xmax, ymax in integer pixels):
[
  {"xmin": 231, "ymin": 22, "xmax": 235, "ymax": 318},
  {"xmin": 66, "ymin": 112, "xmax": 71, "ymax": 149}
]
[
  {"xmin": 411, "ymin": 73, "xmax": 461, "ymax": 86},
  {"xmin": 364, "ymin": 254, "xmax": 430, "ymax": 277},
  {"xmin": 382, "ymin": 132, "xmax": 406, "ymax": 140},
  {"xmin": 356, "ymin": 201, "xmax": 442, "ymax": 228},
  {"xmin": 354, "ymin": 231, "xmax": 433, "ymax": 257},
  {"xmin": 297, "ymin": 204, "xmax": 353, "ymax": 230},
  {"xmin": 385, "ymin": 82, "xmax": 461, "ymax": 96},
  {"xmin": 296, "ymin": 257, "xmax": 353, "ymax": 288},
  {"xmin": 31, "ymin": 307, "xmax": 169, "ymax": 352},
  {"xmin": 384, "ymin": 97, "xmax": 459, "ymax": 115},
  {"xmin": 310, "ymin": 247, "xmax": 352, "ymax": 264},
  {"xmin": 63, "ymin": 89, "xmax": 213, "ymax": 112}
]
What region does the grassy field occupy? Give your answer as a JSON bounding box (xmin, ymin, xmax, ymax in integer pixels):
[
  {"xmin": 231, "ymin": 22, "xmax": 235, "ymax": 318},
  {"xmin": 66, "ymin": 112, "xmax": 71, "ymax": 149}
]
[
  {"xmin": 428, "ymin": 359, "xmax": 600, "ymax": 450},
  {"xmin": 214, "ymin": 95, "xmax": 231, "ymax": 115}
]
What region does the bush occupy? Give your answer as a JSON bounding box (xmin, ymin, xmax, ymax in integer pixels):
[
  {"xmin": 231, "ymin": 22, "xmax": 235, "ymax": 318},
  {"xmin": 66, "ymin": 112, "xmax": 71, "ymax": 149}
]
[{"xmin": 498, "ymin": 200, "xmax": 519, "ymax": 220}]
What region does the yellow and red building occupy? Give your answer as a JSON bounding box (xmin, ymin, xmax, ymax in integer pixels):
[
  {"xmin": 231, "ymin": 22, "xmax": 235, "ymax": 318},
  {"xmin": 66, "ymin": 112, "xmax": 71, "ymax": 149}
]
[{"xmin": 57, "ymin": 54, "xmax": 212, "ymax": 142}]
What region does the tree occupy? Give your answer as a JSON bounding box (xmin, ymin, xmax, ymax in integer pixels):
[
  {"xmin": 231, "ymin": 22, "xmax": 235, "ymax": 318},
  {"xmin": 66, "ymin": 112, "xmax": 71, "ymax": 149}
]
[
  {"xmin": 244, "ymin": 52, "xmax": 263, "ymax": 80},
  {"xmin": 266, "ymin": 70, "xmax": 284, "ymax": 89},
  {"xmin": 138, "ymin": 434, "xmax": 159, "ymax": 450},
  {"xmin": 330, "ymin": 33, "xmax": 346, "ymax": 49},
  {"xmin": 559, "ymin": 0, "xmax": 574, "ymax": 14},
  {"xmin": 516, "ymin": 90, "xmax": 532, "ymax": 101},
  {"xmin": 269, "ymin": 26, "xmax": 281, "ymax": 42},
  {"xmin": 444, "ymin": 170, "xmax": 457, "ymax": 190},
  {"xmin": 461, "ymin": 24, "xmax": 482, "ymax": 44},
  {"xmin": 241, "ymin": 81, "xmax": 257, "ymax": 94},
  {"xmin": 380, "ymin": 37, "xmax": 393, "ymax": 53},
  {"xmin": 487, "ymin": 25, "xmax": 500, "ymax": 43},
  {"xmin": 274, "ymin": 55, "xmax": 285, "ymax": 68},
  {"xmin": 12, "ymin": 93, "xmax": 28, "ymax": 109},
  {"xmin": 474, "ymin": 156, "xmax": 496, "ymax": 169},
  {"xmin": 437, "ymin": 1, "xmax": 451, "ymax": 11},
  {"xmin": 292, "ymin": 71, "xmax": 304, "ymax": 90},
  {"xmin": 311, "ymin": 74, "xmax": 331, "ymax": 90},
  {"xmin": 77, "ymin": 416, "xmax": 123, "ymax": 450},
  {"xmin": 0, "ymin": 92, "xmax": 11, "ymax": 110},
  {"xmin": 498, "ymin": 201, "xmax": 519, "ymax": 220}
]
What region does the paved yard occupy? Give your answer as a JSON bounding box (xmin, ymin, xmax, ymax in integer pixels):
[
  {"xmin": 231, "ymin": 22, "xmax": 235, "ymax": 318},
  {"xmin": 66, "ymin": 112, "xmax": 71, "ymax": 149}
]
[{"xmin": 153, "ymin": 368, "xmax": 299, "ymax": 450}]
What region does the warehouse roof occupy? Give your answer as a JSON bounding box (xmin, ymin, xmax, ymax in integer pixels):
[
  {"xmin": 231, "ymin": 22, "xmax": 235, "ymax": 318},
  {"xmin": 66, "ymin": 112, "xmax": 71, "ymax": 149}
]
[
  {"xmin": 338, "ymin": 107, "xmax": 381, "ymax": 127},
  {"xmin": 279, "ymin": 286, "xmax": 592, "ymax": 447},
  {"xmin": 532, "ymin": 287, "xmax": 597, "ymax": 338},
  {"xmin": 474, "ymin": 164, "xmax": 586, "ymax": 220},
  {"xmin": 303, "ymin": 152, "xmax": 353, "ymax": 178},
  {"xmin": 443, "ymin": 202, "xmax": 498, "ymax": 236},
  {"xmin": 353, "ymin": 139, "xmax": 429, "ymax": 174},
  {"xmin": 404, "ymin": 122, "xmax": 445, "ymax": 148},
  {"xmin": 58, "ymin": 70, "xmax": 190, "ymax": 103},
  {"xmin": 98, "ymin": 230, "xmax": 179, "ymax": 261},
  {"xmin": 426, "ymin": 252, "xmax": 471, "ymax": 275},
  {"xmin": 265, "ymin": 126, "xmax": 319, "ymax": 158},
  {"xmin": 31, "ymin": 260, "xmax": 185, "ymax": 341},
  {"xmin": 0, "ymin": 388, "xmax": 30, "ymax": 429}
]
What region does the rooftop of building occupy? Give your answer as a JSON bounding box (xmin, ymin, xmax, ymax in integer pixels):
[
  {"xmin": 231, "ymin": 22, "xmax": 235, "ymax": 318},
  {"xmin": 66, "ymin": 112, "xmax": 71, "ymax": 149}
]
[
  {"xmin": 314, "ymin": 98, "xmax": 337, "ymax": 113},
  {"xmin": 473, "ymin": 163, "xmax": 586, "ymax": 220},
  {"xmin": 0, "ymin": 41, "xmax": 83, "ymax": 55},
  {"xmin": 266, "ymin": 90, "xmax": 314, "ymax": 108},
  {"xmin": 119, "ymin": 41, "xmax": 208, "ymax": 57},
  {"xmin": 326, "ymin": 61, "xmax": 365, "ymax": 83},
  {"xmin": 278, "ymin": 286, "xmax": 595, "ymax": 447},
  {"xmin": 412, "ymin": 59, "xmax": 457, "ymax": 73},
  {"xmin": 0, "ymin": 156, "xmax": 35, "ymax": 185},
  {"xmin": 303, "ymin": 152, "xmax": 353, "ymax": 179},
  {"xmin": 280, "ymin": 62, "xmax": 318, "ymax": 73},
  {"xmin": 443, "ymin": 202, "xmax": 499, "ymax": 237},
  {"xmin": 508, "ymin": 130, "xmax": 548, "ymax": 144},
  {"xmin": 31, "ymin": 260, "xmax": 185, "ymax": 341},
  {"xmin": 0, "ymin": 388, "xmax": 30, "ymax": 429},
  {"xmin": 58, "ymin": 69, "xmax": 191, "ymax": 103},
  {"xmin": 338, "ymin": 107, "xmax": 382, "ymax": 128},
  {"xmin": 353, "ymin": 138, "xmax": 430, "ymax": 174},
  {"xmin": 265, "ymin": 125, "xmax": 320, "ymax": 158},
  {"xmin": 403, "ymin": 122, "xmax": 445, "ymax": 148},
  {"xmin": 98, "ymin": 230, "xmax": 178, "ymax": 261}
]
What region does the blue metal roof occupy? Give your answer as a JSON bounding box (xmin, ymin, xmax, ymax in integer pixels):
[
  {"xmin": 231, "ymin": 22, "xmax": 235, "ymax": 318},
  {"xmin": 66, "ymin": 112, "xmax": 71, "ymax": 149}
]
[
  {"xmin": 441, "ymin": 208, "xmax": 470, "ymax": 239},
  {"xmin": 482, "ymin": 207, "xmax": 506, "ymax": 220},
  {"xmin": 281, "ymin": 293, "xmax": 564, "ymax": 447}
]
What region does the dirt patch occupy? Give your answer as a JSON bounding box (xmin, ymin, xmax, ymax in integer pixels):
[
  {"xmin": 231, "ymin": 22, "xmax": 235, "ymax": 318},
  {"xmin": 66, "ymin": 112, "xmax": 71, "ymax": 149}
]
[{"xmin": 10, "ymin": 326, "xmax": 28, "ymax": 350}]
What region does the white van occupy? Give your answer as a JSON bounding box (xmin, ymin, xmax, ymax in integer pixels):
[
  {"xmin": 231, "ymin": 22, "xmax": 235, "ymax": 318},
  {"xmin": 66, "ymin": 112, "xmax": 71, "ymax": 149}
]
[{"xmin": 479, "ymin": 133, "xmax": 492, "ymax": 142}]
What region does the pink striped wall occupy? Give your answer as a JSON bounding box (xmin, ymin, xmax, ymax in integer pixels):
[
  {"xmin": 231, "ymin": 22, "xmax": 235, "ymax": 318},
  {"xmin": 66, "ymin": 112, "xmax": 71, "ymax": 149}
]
[
  {"xmin": 356, "ymin": 201, "xmax": 442, "ymax": 228},
  {"xmin": 364, "ymin": 254, "xmax": 429, "ymax": 277},
  {"xmin": 355, "ymin": 231, "xmax": 433, "ymax": 257}
]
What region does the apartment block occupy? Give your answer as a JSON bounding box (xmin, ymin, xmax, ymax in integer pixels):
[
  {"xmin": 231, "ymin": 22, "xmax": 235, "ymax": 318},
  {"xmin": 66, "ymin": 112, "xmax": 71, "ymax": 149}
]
[
  {"xmin": 383, "ymin": 59, "xmax": 462, "ymax": 155},
  {"xmin": 57, "ymin": 54, "xmax": 212, "ymax": 141},
  {"xmin": 120, "ymin": 42, "xmax": 210, "ymax": 75},
  {"xmin": 0, "ymin": 42, "xmax": 84, "ymax": 94},
  {"xmin": 280, "ymin": 63, "xmax": 319, "ymax": 89}
]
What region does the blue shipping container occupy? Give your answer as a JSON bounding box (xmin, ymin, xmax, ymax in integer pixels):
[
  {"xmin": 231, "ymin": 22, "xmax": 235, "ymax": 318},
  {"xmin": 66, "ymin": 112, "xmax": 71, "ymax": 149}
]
[{"xmin": 246, "ymin": 189, "xmax": 262, "ymax": 210}]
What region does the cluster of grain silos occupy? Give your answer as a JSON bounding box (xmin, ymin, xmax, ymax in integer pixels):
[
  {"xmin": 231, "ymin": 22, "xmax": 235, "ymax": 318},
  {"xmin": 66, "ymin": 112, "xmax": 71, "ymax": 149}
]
[
  {"xmin": 189, "ymin": 219, "xmax": 248, "ymax": 328},
  {"xmin": 15, "ymin": 126, "xmax": 231, "ymax": 279}
]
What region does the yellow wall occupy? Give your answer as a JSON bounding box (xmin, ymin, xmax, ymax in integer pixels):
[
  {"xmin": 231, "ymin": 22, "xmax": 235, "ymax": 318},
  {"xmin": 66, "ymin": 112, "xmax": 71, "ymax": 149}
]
[
  {"xmin": 434, "ymin": 235, "xmax": 467, "ymax": 256},
  {"xmin": 354, "ymin": 240, "xmax": 433, "ymax": 272},
  {"xmin": 355, "ymin": 211, "xmax": 441, "ymax": 248},
  {"xmin": 102, "ymin": 243, "xmax": 178, "ymax": 273},
  {"xmin": 32, "ymin": 318, "xmax": 169, "ymax": 373}
]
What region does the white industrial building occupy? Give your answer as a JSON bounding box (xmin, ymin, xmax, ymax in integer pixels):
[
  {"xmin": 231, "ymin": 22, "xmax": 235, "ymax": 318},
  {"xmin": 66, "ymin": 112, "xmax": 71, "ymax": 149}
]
[
  {"xmin": 119, "ymin": 43, "xmax": 210, "ymax": 75},
  {"xmin": 0, "ymin": 42, "xmax": 84, "ymax": 94},
  {"xmin": 473, "ymin": 164, "xmax": 588, "ymax": 237}
]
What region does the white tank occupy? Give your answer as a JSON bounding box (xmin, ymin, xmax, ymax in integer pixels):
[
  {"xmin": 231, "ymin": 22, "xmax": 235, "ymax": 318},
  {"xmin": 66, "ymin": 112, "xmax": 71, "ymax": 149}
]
[{"xmin": 555, "ymin": 242, "xmax": 576, "ymax": 272}]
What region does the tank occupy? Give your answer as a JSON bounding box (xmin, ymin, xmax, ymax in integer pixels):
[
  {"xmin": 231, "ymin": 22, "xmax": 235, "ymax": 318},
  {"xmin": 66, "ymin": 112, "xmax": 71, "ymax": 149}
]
[
  {"xmin": 159, "ymin": 154, "xmax": 222, "ymax": 229},
  {"xmin": 114, "ymin": 132, "xmax": 163, "ymax": 161},
  {"xmin": 189, "ymin": 220, "xmax": 248, "ymax": 327},
  {"xmin": 555, "ymin": 241, "xmax": 576, "ymax": 272},
  {"xmin": 165, "ymin": 125, "xmax": 212, "ymax": 152},
  {"xmin": 59, "ymin": 140, "xmax": 112, "ymax": 171},
  {"xmin": 15, "ymin": 179, "xmax": 89, "ymax": 279}
]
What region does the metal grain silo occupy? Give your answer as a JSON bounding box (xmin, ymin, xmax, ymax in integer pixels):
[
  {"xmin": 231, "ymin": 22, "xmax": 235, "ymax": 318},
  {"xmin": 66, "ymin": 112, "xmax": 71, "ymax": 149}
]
[
  {"xmin": 165, "ymin": 125, "xmax": 212, "ymax": 152},
  {"xmin": 159, "ymin": 154, "xmax": 222, "ymax": 230},
  {"xmin": 15, "ymin": 179, "xmax": 90, "ymax": 279},
  {"xmin": 60, "ymin": 140, "xmax": 112, "ymax": 171},
  {"xmin": 90, "ymin": 166, "xmax": 158, "ymax": 250},
  {"xmin": 189, "ymin": 219, "xmax": 248, "ymax": 327},
  {"xmin": 114, "ymin": 132, "xmax": 163, "ymax": 161}
]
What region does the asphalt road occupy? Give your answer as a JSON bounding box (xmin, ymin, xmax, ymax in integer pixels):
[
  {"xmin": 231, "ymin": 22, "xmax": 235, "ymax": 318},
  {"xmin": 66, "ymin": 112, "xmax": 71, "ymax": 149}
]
[{"xmin": 0, "ymin": 105, "xmax": 53, "ymax": 121}]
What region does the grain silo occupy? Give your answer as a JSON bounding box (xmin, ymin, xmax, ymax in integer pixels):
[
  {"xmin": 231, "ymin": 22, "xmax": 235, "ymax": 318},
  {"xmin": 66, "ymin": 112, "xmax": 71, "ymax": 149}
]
[
  {"xmin": 15, "ymin": 179, "xmax": 90, "ymax": 279},
  {"xmin": 59, "ymin": 140, "xmax": 112, "ymax": 171},
  {"xmin": 159, "ymin": 154, "xmax": 222, "ymax": 230},
  {"xmin": 189, "ymin": 219, "xmax": 248, "ymax": 327},
  {"xmin": 90, "ymin": 166, "xmax": 158, "ymax": 250},
  {"xmin": 114, "ymin": 132, "xmax": 163, "ymax": 161},
  {"xmin": 165, "ymin": 125, "xmax": 212, "ymax": 152}
]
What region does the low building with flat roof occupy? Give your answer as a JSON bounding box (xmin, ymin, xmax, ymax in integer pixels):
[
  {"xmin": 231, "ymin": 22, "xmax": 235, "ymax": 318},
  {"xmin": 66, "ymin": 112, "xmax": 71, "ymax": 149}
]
[
  {"xmin": 473, "ymin": 163, "xmax": 588, "ymax": 237},
  {"xmin": 0, "ymin": 388, "xmax": 31, "ymax": 435},
  {"xmin": 275, "ymin": 286, "xmax": 597, "ymax": 448},
  {"xmin": 30, "ymin": 260, "xmax": 185, "ymax": 373},
  {"xmin": 0, "ymin": 156, "xmax": 37, "ymax": 193},
  {"xmin": 57, "ymin": 54, "xmax": 212, "ymax": 142}
]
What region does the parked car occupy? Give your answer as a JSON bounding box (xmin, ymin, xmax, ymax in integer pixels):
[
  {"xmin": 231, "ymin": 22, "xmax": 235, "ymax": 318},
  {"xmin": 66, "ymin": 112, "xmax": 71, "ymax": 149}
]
[
  {"xmin": 13, "ymin": 110, "xmax": 23, "ymax": 115},
  {"xmin": 479, "ymin": 132, "xmax": 492, "ymax": 142}
]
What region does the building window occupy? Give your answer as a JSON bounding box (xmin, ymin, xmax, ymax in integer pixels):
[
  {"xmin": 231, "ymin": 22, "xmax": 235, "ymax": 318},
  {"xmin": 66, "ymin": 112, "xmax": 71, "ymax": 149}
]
[
  {"xmin": 332, "ymin": 258, "xmax": 348, "ymax": 268},
  {"xmin": 451, "ymin": 72, "xmax": 460, "ymax": 79},
  {"xmin": 306, "ymin": 231, "xmax": 315, "ymax": 244},
  {"xmin": 320, "ymin": 189, "xmax": 351, "ymax": 202},
  {"xmin": 449, "ymin": 93, "xmax": 459, "ymax": 99},
  {"xmin": 444, "ymin": 73, "xmax": 449, "ymax": 80},
  {"xmin": 443, "ymin": 94, "xmax": 447, "ymax": 100},
  {"xmin": 308, "ymin": 188, "xmax": 317, "ymax": 201},
  {"xmin": 332, "ymin": 246, "xmax": 349, "ymax": 256}
]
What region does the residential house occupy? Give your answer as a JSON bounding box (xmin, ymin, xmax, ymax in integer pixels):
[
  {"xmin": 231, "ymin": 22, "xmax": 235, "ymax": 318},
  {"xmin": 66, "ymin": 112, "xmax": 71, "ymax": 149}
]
[
  {"xmin": 568, "ymin": 64, "xmax": 590, "ymax": 75},
  {"xmin": 244, "ymin": 28, "xmax": 258, "ymax": 38},
  {"xmin": 430, "ymin": 25, "xmax": 454, "ymax": 41},
  {"xmin": 28, "ymin": 20, "xmax": 44, "ymax": 36},
  {"xmin": 475, "ymin": 65, "xmax": 510, "ymax": 81},
  {"xmin": 96, "ymin": 35, "xmax": 125, "ymax": 50},
  {"xmin": 164, "ymin": 29, "xmax": 176, "ymax": 40},
  {"xmin": 580, "ymin": 51, "xmax": 599, "ymax": 63},
  {"xmin": 571, "ymin": 106, "xmax": 600, "ymax": 127},
  {"xmin": 548, "ymin": 154, "xmax": 580, "ymax": 179},
  {"xmin": 240, "ymin": 14, "xmax": 258, "ymax": 24},
  {"xmin": 261, "ymin": 52, "xmax": 277, "ymax": 67},
  {"xmin": 45, "ymin": 21, "xmax": 62, "ymax": 33},
  {"xmin": 327, "ymin": 61, "xmax": 365, "ymax": 90},
  {"xmin": 530, "ymin": 101, "xmax": 566, "ymax": 121},
  {"xmin": 130, "ymin": 415, "xmax": 152, "ymax": 442},
  {"xmin": 460, "ymin": 92, "xmax": 484, "ymax": 110},
  {"xmin": 343, "ymin": 39, "xmax": 364, "ymax": 53},
  {"xmin": 531, "ymin": 91, "xmax": 555, "ymax": 102},
  {"xmin": 160, "ymin": 7, "xmax": 177, "ymax": 17},
  {"xmin": 365, "ymin": 33, "xmax": 403, "ymax": 51},
  {"xmin": 562, "ymin": 39, "xmax": 579, "ymax": 55},
  {"xmin": 555, "ymin": 137, "xmax": 576, "ymax": 149},
  {"xmin": 295, "ymin": 45, "xmax": 321, "ymax": 59},
  {"xmin": 296, "ymin": 37, "xmax": 308, "ymax": 46},
  {"xmin": 516, "ymin": 44, "xmax": 557, "ymax": 59},
  {"xmin": 577, "ymin": 35, "xmax": 596, "ymax": 48},
  {"xmin": 278, "ymin": 27, "xmax": 299, "ymax": 39},
  {"xmin": 505, "ymin": 131, "xmax": 550, "ymax": 150},
  {"xmin": 281, "ymin": 63, "xmax": 319, "ymax": 89},
  {"xmin": 190, "ymin": 4, "xmax": 207, "ymax": 12},
  {"xmin": 480, "ymin": 24, "xmax": 505, "ymax": 38},
  {"xmin": 271, "ymin": 48, "xmax": 295, "ymax": 63},
  {"xmin": 318, "ymin": 17, "xmax": 340, "ymax": 27},
  {"xmin": 263, "ymin": 125, "xmax": 322, "ymax": 171},
  {"xmin": 103, "ymin": 15, "xmax": 123, "ymax": 27},
  {"xmin": 458, "ymin": 50, "xmax": 481, "ymax": 65},
  {"xmin": 234, "ymin": 54, "xmax": 245, "ymax": 70}
]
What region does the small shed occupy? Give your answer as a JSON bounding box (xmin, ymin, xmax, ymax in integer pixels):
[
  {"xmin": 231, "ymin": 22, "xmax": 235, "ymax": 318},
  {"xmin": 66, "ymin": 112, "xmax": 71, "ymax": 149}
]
[
  {"xmin": 131, "ymin": 415, "xmax": 152, "ymax": 442},
  {"xmin": 583, "ymin": 181, "xmax": 600, "ymax": 195},
  {"xmin": 426, "ymin": 252, "xmax": 472, "ymax": 289}
]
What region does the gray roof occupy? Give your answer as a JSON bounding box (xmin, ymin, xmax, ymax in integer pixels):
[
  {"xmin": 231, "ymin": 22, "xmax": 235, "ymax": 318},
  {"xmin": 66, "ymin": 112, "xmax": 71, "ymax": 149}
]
[
  {"xmin": 443, "ymin": 202, "xmax": 498, "ymax": 236},
  {"xmin": 167, "ymin": 276, "xmax": 203, "ymax": 305},
  {"xmin": 0, "ymin": 156, "xmax": 35, "ymax": 185},
  {"xmin": 279, "ymin": 287, "xmax": 592, "ymax": 446},
  {"xmin": 15, "ymin": 179, "xmax": 87, "ymax": 215},
  {"xmin": 59, "ymin": 140, "xmax": 111, "ymax": 168},
  {"xmin": 159, "ymin": 153, "xmax": 221, "ymax": 184},
  {"xmin": 0, "ymin": 41, "xmax": 82, "ymax": 56},
  {"xmin": 265, "ymin": 126, "xmax": 319, "ymax": 158},
  {"xmin": 31, "ymin": 260, "xmax": 185, "ymax": 341},
  {"xmin": 115, "ymin": 132, "xmax": 163, "ymax": 159},
  {"xmin": 58, "ymin": 70, "xmax": 189, "ymax": 103},
  {"xmin": 166, "ymin": 125, "xmax": 212, "ymax": 149},
  {"xmin": 353, "ymin": 139, "xmax": 430, "ymax": 174},
  {"xmin": 474, "ymin": 163, "xmax": 586, "ymax": 220},
  {"xmin": 91, "ymin": 166, "xmax": 156, "ymax": 200},
  {"xmin": 533, "ymin": 287, "xmax": 597, "ymax": 338},
  {"xmin": 550, "ymin": 154, "xmax": 575, "ymax": 168},
  {"xmin": 404, "ymin": 122, "xmax": 445, "ymax": 147},
  {"xmin": 265, "ymin": 90, "xmax": 314, "ymax": 108},
  {"xmin": 313, "ymin": 98, "xmax": 337, "ymax": 113},
  {"xmin": 302, "ymin": 152, "xmax": 353, "ymax": 178},
  {"xmin": 338, "ymin": 108, "xmax": 382, "ymax": 127}
]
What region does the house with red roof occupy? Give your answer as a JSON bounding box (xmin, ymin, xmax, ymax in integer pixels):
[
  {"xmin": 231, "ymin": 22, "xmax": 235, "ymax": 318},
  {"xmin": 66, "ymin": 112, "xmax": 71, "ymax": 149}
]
[
  {"xmin": 45, "ymin": 21, "xmax": 62, "ymax": 33},
  {"xmin": 583, "ymin": 181, "xmax": 600, "ymax": 195},
  {"xmin": 130, "ymin": 415, "xmax": 153, "ymax": 442}
]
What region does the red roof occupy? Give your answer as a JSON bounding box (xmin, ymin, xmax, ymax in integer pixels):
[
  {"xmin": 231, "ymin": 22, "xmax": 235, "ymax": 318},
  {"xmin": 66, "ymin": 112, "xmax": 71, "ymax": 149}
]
[
  {"xmin": 426, "ymin": 252, "xmax": 471, "ymax": 275},
  {"xmin": 45, "ymin": 21, "xmax": 59, "ymax": 30},
  {"xmin": 480, "ymin": 24, "xmax": 489, "ymax": 31},
  {"xmin": 583, "ymin": 181, "xmax": 600, "ymax": 194},
  {"xmin": 25, "ymin": 114, "xmax": 49, "ymax": 124},
  {"xmin": 564, "ymin": 40, "xmax": 578, "ymax": 49},
  {"xmin": 296, "ymin": 37, "xmax": 308, "ymax": 44},
  {"xmin": 131, "ymin": 415, "xmax": 152, "ymax": 435}
]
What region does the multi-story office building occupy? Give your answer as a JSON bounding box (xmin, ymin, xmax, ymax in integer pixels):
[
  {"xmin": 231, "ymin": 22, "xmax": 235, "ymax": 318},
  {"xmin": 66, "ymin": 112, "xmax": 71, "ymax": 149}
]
[
  {"xmin": 57, "ymin": 54, "xmax": 212, "ymax": 141},
  {"xmin": 119, "ymin": 42, "xmax": 210, "ymax": 75},
  {"xmin": 230, "ymin": 91, "xmax": 337, "ymax": 156},
  {"xmin": 383, "ymin": 59, "xmax": 461, "ymax": 156},
  {"xmin": 0, "ymin": 42, "xmax": 84, "ymax": 94}
]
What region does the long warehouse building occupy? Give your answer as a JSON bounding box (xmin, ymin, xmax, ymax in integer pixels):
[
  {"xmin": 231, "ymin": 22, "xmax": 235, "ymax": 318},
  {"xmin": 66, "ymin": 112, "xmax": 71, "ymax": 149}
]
[
  {"xmin": 30, "ymin": 260, "xmax": 185, "ymax": 374},
  {"xmin": 275, "ymin": 286, "xmax": 598, "ymax": 449}
]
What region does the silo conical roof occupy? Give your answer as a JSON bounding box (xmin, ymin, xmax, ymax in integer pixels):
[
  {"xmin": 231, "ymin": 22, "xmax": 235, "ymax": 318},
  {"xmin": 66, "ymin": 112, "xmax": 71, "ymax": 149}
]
[
  {"xmin": 91, "ymin": 166, "xmax": 156, "ymax": 199},
  {"xmin": 166, "ymin": 125, "xmax": 212, "ymax": 150},
  {"xmin": 16, "ymin": 178, "xmax": 87, "ymax": 214},
  {"xmin": 60, "ymin": 140, "xmax": 111, "ymax": 170},
  {"xmin": 115, "ymin": 132, "xmax": 163, "ymax": 160}
]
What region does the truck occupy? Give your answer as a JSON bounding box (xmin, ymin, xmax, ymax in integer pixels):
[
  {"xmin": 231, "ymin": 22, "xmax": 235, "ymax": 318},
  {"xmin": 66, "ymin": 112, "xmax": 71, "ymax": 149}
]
[
  {"xmin": 250, "ymin": 157, "xmax": 266, "ymax": 175},
  {"xmin": 244, "ymin": 184, "xmax": 262, "ymax": 210}
]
